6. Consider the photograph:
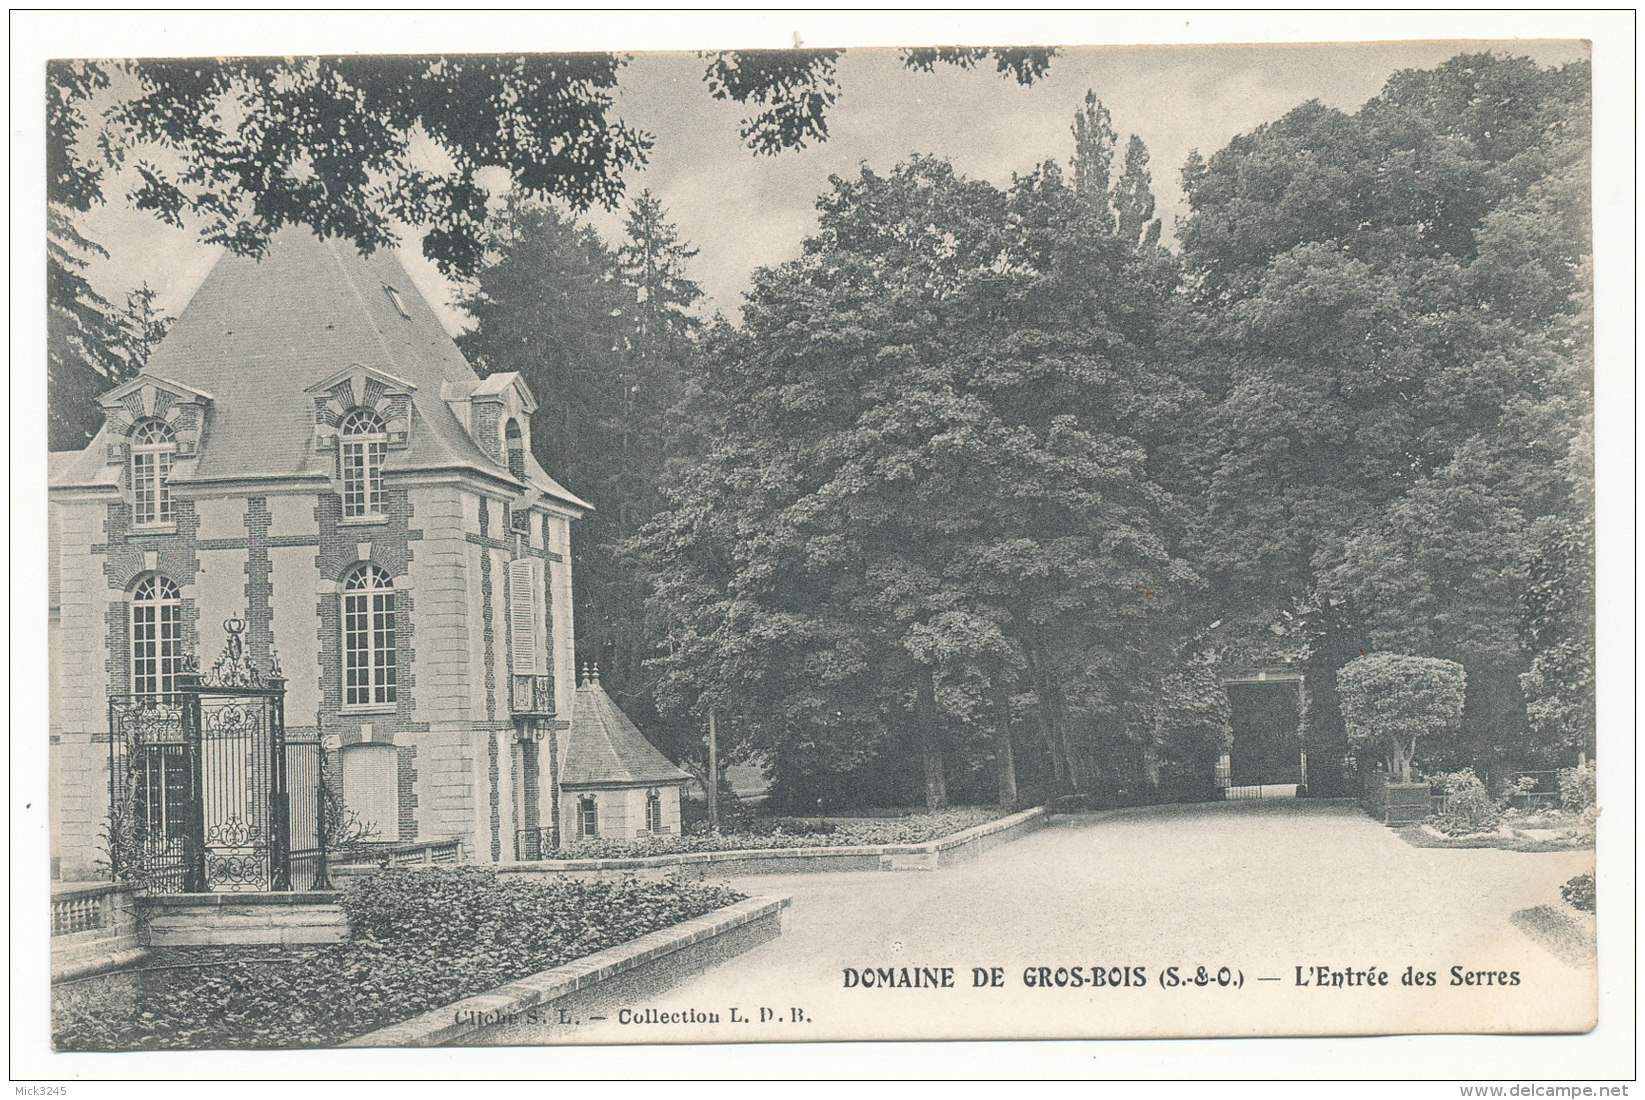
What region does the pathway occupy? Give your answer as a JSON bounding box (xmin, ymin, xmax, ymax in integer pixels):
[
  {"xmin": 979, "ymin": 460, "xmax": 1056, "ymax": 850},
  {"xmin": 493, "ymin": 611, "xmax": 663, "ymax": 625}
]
[{"xmin": 574, "ymin": 800, "xmax": 1595, "ymax": 1042}]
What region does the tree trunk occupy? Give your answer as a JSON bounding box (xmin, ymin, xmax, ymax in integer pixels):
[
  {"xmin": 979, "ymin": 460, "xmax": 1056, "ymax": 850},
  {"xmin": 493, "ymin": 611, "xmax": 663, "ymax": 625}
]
[
  {"xmin": 990, "ymin": 674, "xmax": 1019, "ymax": 808},
  {"xmin": 1026, "ymin": 644, "xmax": 1065, "ymax": 789},
  {"xmin": 1042, "ymin": 667, "xmax": 1081, "ymax": 792},
  {"xmin": 707, "ymin": 708, "xmax": 720, "ymax": 830},
  {"xmin": 915, "ymin": 665, "xmax": 948, "ymax": 810},
  {"xmin": 1389, "ymin": 737, "xmax": 1415, "ymax": 784},
  {"xmin": 1023, "ymin": 641, "xmax": 1072, "ymax": 793}
]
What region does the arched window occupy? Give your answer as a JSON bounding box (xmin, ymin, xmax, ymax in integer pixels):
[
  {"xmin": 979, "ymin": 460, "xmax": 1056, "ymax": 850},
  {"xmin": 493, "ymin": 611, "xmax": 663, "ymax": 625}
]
[
  {"xmin": 338, "ymin": 408, "xmax": 387, "ymax": 518},
  {"xmin": 504, "ymin": 418, "xmax": 525, "ymax": 481},
  {"xmin": 131, "ymin": 574, "xmax": 183, "ymax": 699},
  {"xmin": 342, "ymin": 564, "xmax": 396, "ymax": 707},
  {"xmin": 645, "ymin": 788, "xmax": 663, "ymax": 833},
  {"xmin": 577, "ymin": 794, "xmax": 598, "ymax": 839},
  {"xmin": 130, "ymin": 420, "xmax": 176, "ymax": 526}
]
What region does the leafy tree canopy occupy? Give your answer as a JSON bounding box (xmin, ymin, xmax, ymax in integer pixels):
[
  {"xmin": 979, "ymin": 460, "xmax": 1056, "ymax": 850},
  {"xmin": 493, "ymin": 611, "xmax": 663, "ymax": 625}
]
[
  {"xmin": 638, "ymin": 109, "xmax": 1213, "ymax": 802},
  {"xmin": 1339, "ymin": 653, "xmax": 1467, "ymax": 783},
  {"xmin": 48, "ymin": 48, "xmax": 1056, "ymax": 277}
]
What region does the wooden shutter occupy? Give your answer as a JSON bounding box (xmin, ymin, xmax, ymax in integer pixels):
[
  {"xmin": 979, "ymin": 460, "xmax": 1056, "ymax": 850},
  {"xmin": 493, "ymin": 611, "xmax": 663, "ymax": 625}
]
[{"xmin": 509, "ymin": 559, "xmax": 537, "ymax": 675}]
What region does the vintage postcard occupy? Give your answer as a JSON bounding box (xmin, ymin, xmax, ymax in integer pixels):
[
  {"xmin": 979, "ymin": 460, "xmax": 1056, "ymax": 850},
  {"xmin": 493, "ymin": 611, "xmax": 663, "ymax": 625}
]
[{"xmin": 13, "ymin": 10, "xmax": 1633, "ymax": 1083}]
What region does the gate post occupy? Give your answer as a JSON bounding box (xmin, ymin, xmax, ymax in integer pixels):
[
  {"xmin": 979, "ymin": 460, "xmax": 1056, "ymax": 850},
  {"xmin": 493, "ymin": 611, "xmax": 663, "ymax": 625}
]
[
  {"xmin": 181, "ymin": 677, "xmax": 208, "ymax": 892},
  {"xmin": 311, "ymin": 730, "xmax": 337, "ymax": 890},
  {"xmin": 106, "ymin": 698, "xmax": 120, "ymax": 884},
  {"xmin": 267, "ymin": 678, "xmax": 292, "ymax": 890}
]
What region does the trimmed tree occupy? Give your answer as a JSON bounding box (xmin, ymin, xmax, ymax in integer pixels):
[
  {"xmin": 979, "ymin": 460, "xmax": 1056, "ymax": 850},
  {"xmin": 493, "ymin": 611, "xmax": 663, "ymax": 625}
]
[{"xmin": 1338, "ymin": 654, "xmax": 1467, "ymax": 784}]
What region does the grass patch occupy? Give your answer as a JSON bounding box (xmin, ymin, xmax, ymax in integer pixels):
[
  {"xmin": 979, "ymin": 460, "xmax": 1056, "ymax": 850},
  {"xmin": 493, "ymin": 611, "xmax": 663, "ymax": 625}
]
[
  {"xmin": 556, "ymin": 805, "xmax": 1012, "ymax": 860},
  {"xmin": 52, "ymin": 867, "xmax": 744, "ymax": 1051},
  {"xmin": 1511, "ymin": 904, "xmax": 1596, "ymax": 967}
]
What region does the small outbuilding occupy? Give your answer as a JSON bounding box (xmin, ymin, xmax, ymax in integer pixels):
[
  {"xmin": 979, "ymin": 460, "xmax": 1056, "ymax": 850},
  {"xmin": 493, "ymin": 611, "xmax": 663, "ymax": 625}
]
[{"xmin": 559, "ymin": 666, "xmax": 691, "ymax": 842}]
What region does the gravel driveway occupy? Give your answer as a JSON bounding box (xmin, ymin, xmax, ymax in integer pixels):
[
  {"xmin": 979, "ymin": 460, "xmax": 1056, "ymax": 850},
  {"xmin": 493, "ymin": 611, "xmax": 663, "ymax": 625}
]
[{"xmin": 572, "ymin": 800, "xmax": 1596, "ymax": 1042}]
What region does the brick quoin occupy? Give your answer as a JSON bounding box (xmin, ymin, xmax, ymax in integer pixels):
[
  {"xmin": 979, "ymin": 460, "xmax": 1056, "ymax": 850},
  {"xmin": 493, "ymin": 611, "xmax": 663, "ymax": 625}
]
[
  {"xmin": 398, "ymin": 745, "xmax": 419, "ymax": 842},
  {"xmin": 488, "ymin": 731, "xmax": 501, "ymax": 861}
]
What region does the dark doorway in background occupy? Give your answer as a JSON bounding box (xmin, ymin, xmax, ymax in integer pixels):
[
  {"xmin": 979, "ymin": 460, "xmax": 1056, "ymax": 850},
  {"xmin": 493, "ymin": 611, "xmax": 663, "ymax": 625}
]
[{"xmin": 1226, "ymin": 681, "xmax": 1303, "ymax": 787}]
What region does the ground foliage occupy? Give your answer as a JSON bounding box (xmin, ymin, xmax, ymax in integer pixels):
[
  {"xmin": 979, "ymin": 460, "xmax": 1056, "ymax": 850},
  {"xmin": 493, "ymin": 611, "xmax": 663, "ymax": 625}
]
[
  {"xmin": 1561, "ymin": 872, "xmax": 1595, "ymax": 913},
  {"xmin": 51, "ymin": 867, "xmax": 744, "ymax": 1051},
  {"xmin": 1426, "ymin": 767, "xmax": 1504, "ymax": 836},
  {"xmin": 555, "ymin": 806, "xmax": 1009, "ymax": 859},
  {"xmin": 1557, "ymin": 760, "xmax": 1596, "ymax": 812}
]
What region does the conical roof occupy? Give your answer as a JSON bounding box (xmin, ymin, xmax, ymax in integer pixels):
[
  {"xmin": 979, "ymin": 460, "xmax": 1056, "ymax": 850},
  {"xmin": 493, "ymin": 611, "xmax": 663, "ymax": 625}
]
[
  {"xmin": 562, "ymin": 675, "xmax": 691, "ymax": 789},
  {"xmin": 49, "ymin": 228, "xmax": 588, "ymax": 511}
]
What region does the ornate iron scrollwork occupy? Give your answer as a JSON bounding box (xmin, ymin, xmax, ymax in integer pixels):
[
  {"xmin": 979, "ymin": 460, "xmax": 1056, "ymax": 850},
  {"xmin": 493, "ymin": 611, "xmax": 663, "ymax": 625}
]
[
  {"xmin": 202, "ymin": 617, "xmax": 264, "ymax": 688},
  {"xmin": 108, "ymin": 615, "xmax": 302, "ymax": 895},
  {"xmin": 205, "ymin": 701, "xmax": 255, "ymax": 737},
  {"xmin": 206, "ymin": 848, "xmax": 269, "ymax": 888},
  {"xmin": 111, "ymin": 701, "xmax": 184, "ymax": 750},
  {"xmin": 206, "ymin": 813, "xmax": 253, "ymax": 848},
  {"xmin": 510, "ymin": 673, "xmax": 556, "ymax": 717}
]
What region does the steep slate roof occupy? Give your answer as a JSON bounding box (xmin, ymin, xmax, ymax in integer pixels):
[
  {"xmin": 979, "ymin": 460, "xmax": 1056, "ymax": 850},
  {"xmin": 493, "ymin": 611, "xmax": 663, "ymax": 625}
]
[
  {"xmin": 49, "ymin": 229, "xmax": 589, "ymax": 512},
  {"xmin": 561, "ymin": 678, "xmax": 691, "ymax": 789}
]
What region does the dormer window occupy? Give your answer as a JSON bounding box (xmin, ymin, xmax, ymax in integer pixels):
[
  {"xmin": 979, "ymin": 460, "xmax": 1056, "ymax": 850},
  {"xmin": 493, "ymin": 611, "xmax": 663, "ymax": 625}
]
[
  {"xmin": 505, "ymin": 418, "xmax": 526, "ymax": 480},
  {"xmin": 383, "ymin": 284, "xmax": 410, "ymax": 319},
  {"xmin": 339, "ymin": 408, "xmax": 387, "ymax": 518},
  {"xmin": 130, "ymin": 419, "xmax": 176, "ymax": 526}
]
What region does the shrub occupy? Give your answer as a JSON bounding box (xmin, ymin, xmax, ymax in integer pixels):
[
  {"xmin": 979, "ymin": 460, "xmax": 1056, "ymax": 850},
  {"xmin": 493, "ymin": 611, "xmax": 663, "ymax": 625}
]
[
  {"xmin": 1338, "ymin": 653, "xmax": 1467, "ymax": 783},
  {"xmin": 1558, "ymin": 760, "xmax": 1596, "ymax": 813},
  {"xmin": 1427, "ymin": 767, "xmax": 1502, "ymax": 836},
  {"xmin": 768, "ymin": 818, "xmax": 837, "ymax": 836},
  {"xmin": 54, "ymin": 867, "xmax": 745, "ymax": 1051},
  {"xmin": 1561, "ymin": 873, "xmax": 1595, "ymax": 913}
]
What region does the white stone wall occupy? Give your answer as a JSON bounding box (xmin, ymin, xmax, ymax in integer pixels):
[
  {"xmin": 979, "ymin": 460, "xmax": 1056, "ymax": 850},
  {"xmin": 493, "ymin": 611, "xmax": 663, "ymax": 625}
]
[
  {"xmin": 559, "ymin": 785, "xmax": 682, "ymax": 842},
  {"xmin": 269, "ymin": 542, "xmax": 322, "ymax": 726},
  {"xmin": 406, "ymin": 487, "xmax": 478, "ymax": 853},
  {"xmin": 407, "ymin": 487, "xmax": 469, "ymax": 728},
  {"xmin": 50, "ymin": 497, "xmax": 114, "ymax": 880},
  {"xmin": 545, "ymin": 511, "xmax": 576, "ymax": 770}
]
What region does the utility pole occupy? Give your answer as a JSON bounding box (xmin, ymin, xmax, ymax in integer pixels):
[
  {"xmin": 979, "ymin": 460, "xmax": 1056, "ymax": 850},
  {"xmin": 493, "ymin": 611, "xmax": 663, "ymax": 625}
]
[{"xmin": 707, "ymin": 708, "xmax": 720, "ymax": 830}]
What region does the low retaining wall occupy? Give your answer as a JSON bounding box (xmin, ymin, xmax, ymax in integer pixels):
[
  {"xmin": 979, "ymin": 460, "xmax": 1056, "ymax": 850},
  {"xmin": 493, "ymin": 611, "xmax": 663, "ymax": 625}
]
[
  {"xmin": 343, "ymin": 895, "xmax": 791, "ymax": 1047},
  {"xmin": 51, "ymin": 882, "xmax": 145, "ymax": 982},
  {"xmin": 458, "ymin": 806, "xmax": 1047, "ymax": 881},
  {"xmin": 139, "ymin": 891, "xmax": 347, "ymax": 947}
]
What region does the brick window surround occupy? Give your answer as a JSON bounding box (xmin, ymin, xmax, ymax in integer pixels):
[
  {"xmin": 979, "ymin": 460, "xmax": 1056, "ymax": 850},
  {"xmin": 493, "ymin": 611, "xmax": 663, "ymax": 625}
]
[{"xmin": 342, "ymin": 563, "xmax": 397, "ymax": 707}]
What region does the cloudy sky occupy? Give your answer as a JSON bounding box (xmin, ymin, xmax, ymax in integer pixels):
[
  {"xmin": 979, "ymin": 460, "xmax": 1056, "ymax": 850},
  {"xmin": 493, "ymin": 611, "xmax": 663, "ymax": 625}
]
[{"xmin": 74, "ymin": 40, "xmax": 1588, "ymax": 334}]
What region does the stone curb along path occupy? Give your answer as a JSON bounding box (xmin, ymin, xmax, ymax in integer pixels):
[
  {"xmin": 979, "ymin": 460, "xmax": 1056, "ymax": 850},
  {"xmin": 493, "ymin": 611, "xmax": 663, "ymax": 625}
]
[{"xmin": 342, "ymin": 895, "xmax": 792, "ymax": 1048}]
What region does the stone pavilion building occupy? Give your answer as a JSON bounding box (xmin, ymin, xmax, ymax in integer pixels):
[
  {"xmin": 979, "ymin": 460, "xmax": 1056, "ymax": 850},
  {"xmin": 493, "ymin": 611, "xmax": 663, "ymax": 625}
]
[{"xmin": 48, "ymin": 229, "xmax": 686, "ymax": 883}]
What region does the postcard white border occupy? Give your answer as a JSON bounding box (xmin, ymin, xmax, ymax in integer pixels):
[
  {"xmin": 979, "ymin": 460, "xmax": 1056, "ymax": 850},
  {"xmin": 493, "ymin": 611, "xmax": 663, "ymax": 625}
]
[{"xmin": 9, "ymin": 8, "xmax": 1635, "ymax": 1086}]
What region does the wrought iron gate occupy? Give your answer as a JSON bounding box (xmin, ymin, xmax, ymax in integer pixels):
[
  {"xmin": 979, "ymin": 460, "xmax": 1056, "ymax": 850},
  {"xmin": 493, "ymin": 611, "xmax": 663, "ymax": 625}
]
[{"xmin": 107, "ymin": 618, "xmax": 330, "ymax": 893}]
